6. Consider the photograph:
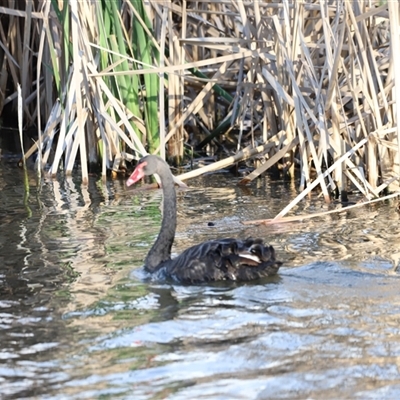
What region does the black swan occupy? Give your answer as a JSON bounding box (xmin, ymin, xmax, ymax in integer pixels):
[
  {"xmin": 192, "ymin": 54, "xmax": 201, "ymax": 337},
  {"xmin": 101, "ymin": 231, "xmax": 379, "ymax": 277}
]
[{"xmin": 127, "ymin": 155, "xmax": 282, "ymax": 283}]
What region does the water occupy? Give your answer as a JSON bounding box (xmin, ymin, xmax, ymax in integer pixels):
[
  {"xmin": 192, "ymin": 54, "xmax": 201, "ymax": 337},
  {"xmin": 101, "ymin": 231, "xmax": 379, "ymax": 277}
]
[{"xmin": 1, "ymin": 158, "xmax": 400, "ymax": 399}]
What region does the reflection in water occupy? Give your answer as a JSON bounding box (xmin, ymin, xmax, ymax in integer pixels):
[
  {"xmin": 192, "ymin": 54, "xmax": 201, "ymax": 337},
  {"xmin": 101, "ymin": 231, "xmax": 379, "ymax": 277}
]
[{"xmin": 1, "ymin": 160, "xmax": 400, "ymax": 398}]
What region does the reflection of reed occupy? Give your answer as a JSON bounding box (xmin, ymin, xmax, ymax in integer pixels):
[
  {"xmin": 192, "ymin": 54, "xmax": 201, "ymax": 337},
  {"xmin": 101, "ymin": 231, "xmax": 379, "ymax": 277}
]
[
  {"xmin": 282, "ymin": 202, "xmax": 400, "ymax": 268},
  {"xmin": 50, "ymin": 177, "xmax": 112, "ymax": 312},
  {"xmin": 1, "ymin": 173, "xmax": 116, "ymax": 307}
]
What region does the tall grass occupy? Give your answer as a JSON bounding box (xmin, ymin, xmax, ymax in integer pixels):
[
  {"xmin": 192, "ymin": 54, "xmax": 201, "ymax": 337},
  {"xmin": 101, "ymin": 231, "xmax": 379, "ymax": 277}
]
[{"xmin": 0, "ymin": 1, "xmax": 399, "ymax": 215}]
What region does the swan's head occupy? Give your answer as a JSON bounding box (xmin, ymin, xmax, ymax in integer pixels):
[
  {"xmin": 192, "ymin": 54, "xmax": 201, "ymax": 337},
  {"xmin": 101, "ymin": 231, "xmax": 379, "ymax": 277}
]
[{"xmin": 126, "ymin": 155, "xmax": 162, "ymax": 187}]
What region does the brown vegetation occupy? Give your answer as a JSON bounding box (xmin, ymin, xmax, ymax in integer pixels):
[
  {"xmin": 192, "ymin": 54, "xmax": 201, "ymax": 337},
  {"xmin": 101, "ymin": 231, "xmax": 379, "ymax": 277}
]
[{"xmin": 0, "ymin": 1, "xmax": 399, "ymax": 217}]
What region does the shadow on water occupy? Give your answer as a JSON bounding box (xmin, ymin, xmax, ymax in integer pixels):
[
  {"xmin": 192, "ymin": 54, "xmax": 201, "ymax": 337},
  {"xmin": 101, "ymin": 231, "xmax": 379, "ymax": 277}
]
[{"xmin": 1, "ymin": 156, "xmax": 400, "ymax": 399}]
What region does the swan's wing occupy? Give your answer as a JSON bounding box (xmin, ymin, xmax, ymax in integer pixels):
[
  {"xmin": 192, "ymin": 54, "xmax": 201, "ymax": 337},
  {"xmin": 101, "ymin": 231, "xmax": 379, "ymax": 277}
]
[{"xmin": 165, "ymin": 238, "xmax": 282, "ymax": 283}]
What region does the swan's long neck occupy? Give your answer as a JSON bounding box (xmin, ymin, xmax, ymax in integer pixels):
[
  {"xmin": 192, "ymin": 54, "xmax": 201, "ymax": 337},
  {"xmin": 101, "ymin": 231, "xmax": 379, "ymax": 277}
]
[{"xmin": 145, "ymin": 162, "xmax": 176, "ymax": 271}]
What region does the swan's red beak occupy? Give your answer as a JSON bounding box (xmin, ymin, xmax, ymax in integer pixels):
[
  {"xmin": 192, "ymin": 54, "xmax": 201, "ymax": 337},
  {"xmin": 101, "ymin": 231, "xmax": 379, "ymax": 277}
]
[{"xmin": 126, "ymin": 161, "xmax": 147, "ymax": 187}]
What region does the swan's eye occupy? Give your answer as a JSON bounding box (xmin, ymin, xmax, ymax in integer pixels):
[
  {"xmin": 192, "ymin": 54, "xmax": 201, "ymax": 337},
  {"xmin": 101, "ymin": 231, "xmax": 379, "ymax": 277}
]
[{"xmin": 138, "ymin": 160, "xmax": 148, "ymax": 172}]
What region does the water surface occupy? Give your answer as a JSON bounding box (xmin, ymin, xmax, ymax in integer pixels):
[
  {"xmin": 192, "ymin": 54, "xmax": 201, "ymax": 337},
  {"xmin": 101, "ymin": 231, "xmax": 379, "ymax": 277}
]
[{"xmin": 1, "ymin": 160, "xmax": 400, "ymax": 399}]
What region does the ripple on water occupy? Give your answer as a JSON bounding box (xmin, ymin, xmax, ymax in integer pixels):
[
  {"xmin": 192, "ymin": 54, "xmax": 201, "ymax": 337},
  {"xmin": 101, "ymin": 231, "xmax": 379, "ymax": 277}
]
[{"xmin": 2, "ymin": 166, "xmax": 400, "ymax": 399}]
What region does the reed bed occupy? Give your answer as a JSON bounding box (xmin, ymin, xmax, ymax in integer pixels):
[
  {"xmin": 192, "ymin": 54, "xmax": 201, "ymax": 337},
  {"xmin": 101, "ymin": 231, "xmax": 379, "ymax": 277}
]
[{"xmin": 0, "ymin": 1, "xmax": 399, "ymax": 216}]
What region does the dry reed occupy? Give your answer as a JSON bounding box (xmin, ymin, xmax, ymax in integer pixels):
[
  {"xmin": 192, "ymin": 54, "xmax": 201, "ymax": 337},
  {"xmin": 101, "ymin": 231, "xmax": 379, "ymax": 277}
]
[{"xmin": 0, "ymin": 1, "xmax": 399, "ymax": 217}]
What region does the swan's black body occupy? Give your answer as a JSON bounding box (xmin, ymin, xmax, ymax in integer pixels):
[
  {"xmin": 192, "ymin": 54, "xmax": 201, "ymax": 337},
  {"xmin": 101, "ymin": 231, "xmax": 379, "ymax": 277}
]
[{"xmin": 127, "ymin": 155, "xmax": 282, "ymax": 283}]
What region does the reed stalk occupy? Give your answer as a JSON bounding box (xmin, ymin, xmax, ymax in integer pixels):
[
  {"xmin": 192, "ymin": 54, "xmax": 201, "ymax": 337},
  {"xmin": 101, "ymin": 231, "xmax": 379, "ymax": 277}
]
[{"xmin": 17, "ymin": 84, "xmax": 31, "ymax": 216}]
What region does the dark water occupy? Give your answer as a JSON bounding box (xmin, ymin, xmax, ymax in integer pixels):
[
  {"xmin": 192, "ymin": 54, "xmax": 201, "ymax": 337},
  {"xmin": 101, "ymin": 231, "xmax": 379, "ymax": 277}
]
[{"xmin": 1, "ymin": 159, "xmax": 400, "ymax": 399}]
